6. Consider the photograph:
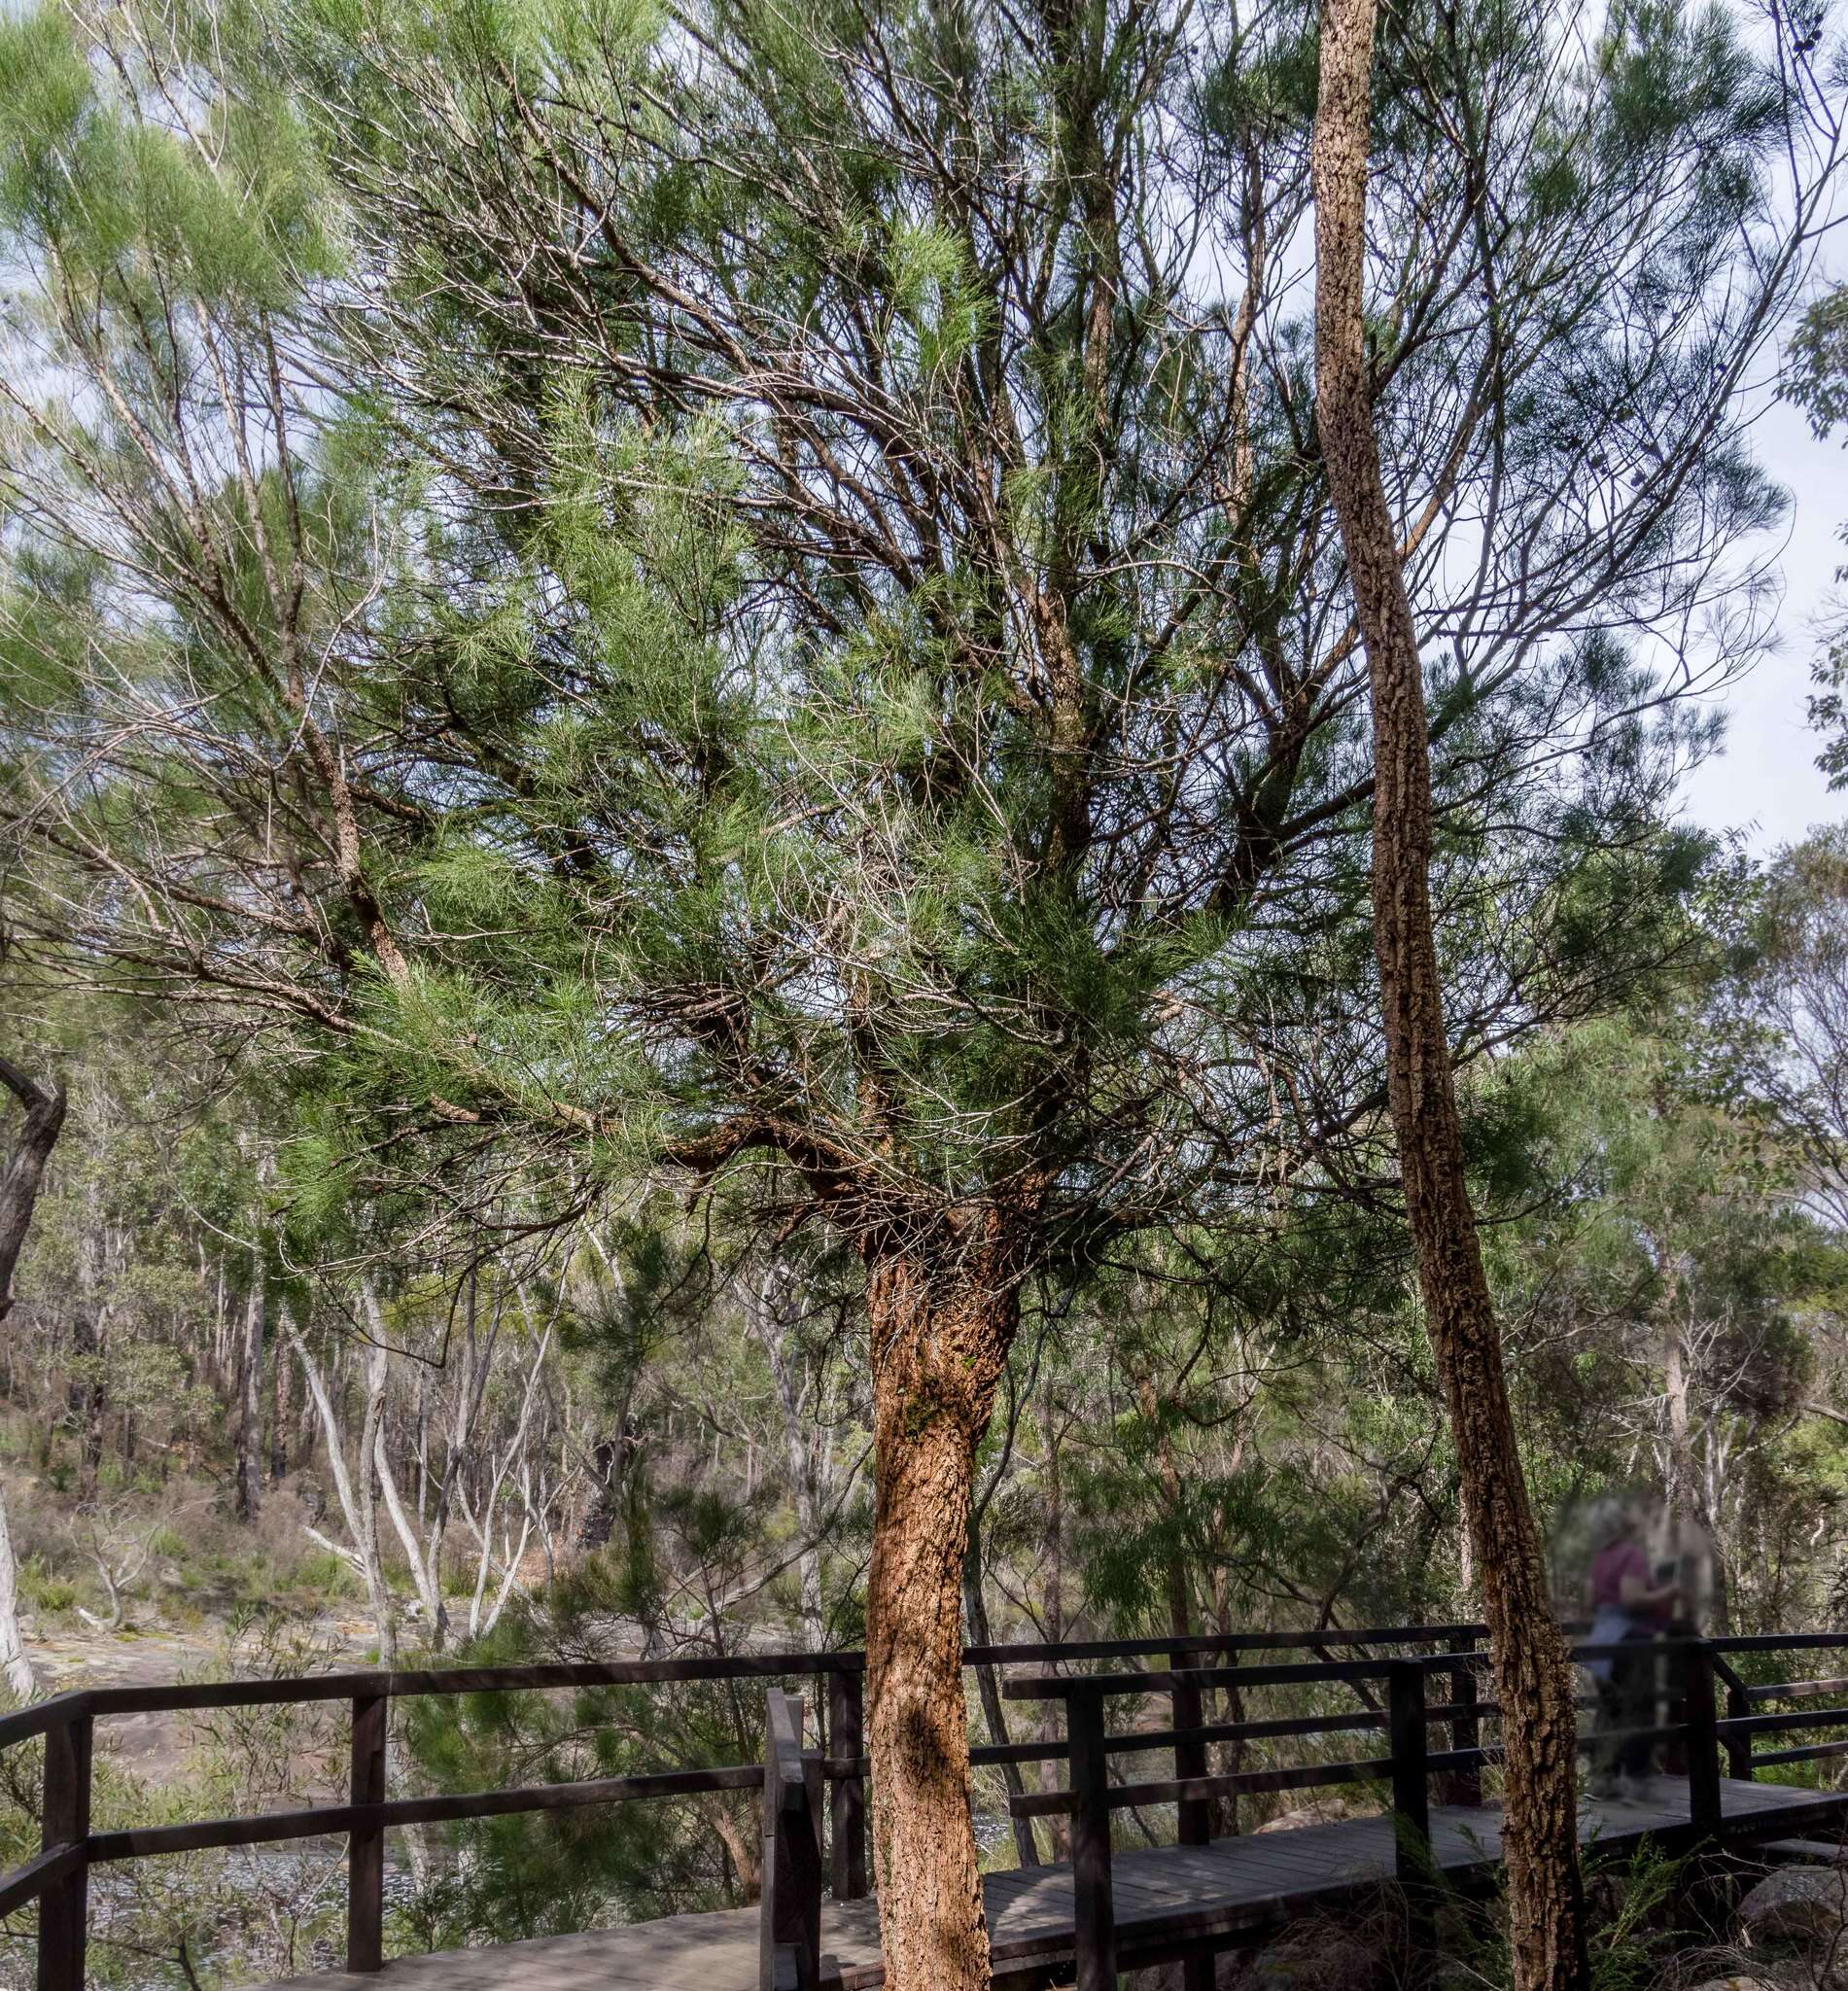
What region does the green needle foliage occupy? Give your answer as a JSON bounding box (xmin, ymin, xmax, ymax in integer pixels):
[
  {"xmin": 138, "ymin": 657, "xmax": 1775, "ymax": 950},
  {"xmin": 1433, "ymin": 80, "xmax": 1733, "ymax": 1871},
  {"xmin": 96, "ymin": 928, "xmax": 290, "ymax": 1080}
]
[{"xmin": 0, "ymin": 0, "xmax": 1829, "ymax": 1272}]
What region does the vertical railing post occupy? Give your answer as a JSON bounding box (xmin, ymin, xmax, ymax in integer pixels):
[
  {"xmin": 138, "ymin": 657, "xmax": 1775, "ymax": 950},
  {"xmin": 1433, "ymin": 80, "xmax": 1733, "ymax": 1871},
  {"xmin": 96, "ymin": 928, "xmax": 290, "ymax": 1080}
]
[
  {"xmin": 1445, "ymin": 1635, "xmax": 1481, "ymax": 1807},
  {"xmin": 826, "ymin": 1667, "xmax": 867, "ymax": 1902},
  {"xmin": 1661, "ymin": 1623, "xmax": 1689, "ymax": 1777},
  {"xmin": 1724, "ymin": 1676, "xmax": 1752, "ymax": 1782},
  {"xmin": 347, "ymin": 1691, "xmax": 388, "ymax": 1974},
  {"xmin": 1387, "ymin": 1661, "xmax": 1435, "ymax": 1988},
  {"xmin": 38, "ymin": 1704, "xmax": 91, "ymax": 1991},
  {"xmin": 1168, "ymin": 1649, "xmax": 1213, "ymax": 1991},
  {"xmin": 760, "ymin": 1690, "xmax": 821, "ymax": 1991},
  {"xmin": 1067, "ymin": 1685, "xmax": 1116, "ymax": 1991},
  {"xmin": 1169, "ymin": 1647, "xmax": 1208, "ymax": 1847},
  {"xmin": 1683, "ymin": 1642, "xmax": 1723, "ymax": 1841},
  {"xmin": 1387, "ymin": 1661, "xmax": 1431, "ymax": 1869}
]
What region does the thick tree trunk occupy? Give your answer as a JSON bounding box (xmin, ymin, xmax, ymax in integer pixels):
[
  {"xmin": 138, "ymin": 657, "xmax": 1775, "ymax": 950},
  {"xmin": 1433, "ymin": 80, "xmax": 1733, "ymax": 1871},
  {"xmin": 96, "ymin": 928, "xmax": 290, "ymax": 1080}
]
[
  {"xmin": 863, "ymin": 1219, "xmax": 1018, "ymax": 1991},
  {"xmin": 1310, "ymin": 10, "xmax": 1587, "ymax": 1989}
]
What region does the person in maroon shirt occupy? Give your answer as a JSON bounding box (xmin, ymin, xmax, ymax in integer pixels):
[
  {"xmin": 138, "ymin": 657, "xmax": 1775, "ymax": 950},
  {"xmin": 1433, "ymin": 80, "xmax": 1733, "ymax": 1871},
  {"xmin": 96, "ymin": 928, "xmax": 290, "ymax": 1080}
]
[{"xmin": 1586, "ymin": 1502, "xmax": 1680, "ymax": 1801}]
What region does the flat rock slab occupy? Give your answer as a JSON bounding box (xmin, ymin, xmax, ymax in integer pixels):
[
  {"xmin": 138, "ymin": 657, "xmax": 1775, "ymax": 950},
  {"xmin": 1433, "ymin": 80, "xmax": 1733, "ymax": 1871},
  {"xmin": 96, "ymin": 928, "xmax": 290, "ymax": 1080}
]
[
  {"xmin": 1761, "ymin": 1836, "xmax": 1848, "ymax": 1863},
  {"xmin": 245, "ymin": 1777, "xmax": 1840, "ymax": 1991}
]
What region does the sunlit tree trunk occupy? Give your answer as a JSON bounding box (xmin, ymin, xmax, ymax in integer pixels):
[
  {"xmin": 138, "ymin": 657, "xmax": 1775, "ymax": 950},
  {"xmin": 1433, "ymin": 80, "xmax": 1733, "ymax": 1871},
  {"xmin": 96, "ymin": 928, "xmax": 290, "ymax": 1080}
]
[
  {"xmin": 290, "ymin": 1318, "xmax": 399, "ymax": 1665},
  {"xmin": 863, "ymin": 1217, "xmax": 1019, "ymax": 1991},
  {"xmin": 1311, "ymin": 5, "xmax": 1587, "ymax": 1985},
  {"xmin": 0, "ymin": 1499, "xmax": 33, "ymax": 1699}
]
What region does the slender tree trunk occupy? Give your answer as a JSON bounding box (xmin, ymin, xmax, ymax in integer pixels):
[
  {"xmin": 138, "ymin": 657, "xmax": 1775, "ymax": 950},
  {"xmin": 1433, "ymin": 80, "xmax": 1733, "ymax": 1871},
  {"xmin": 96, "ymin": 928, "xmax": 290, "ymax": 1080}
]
[
  {"xmin": 1036, "ymin": 1386, "xmax": 1070, "ymax": 1860},
  {"xmin": 1133, "ymin": 1375, "xmax": 1194, "ymax": 1640},
  {"xmin": 863, "ymin": 1218, "xmax": 1018, "ymax": 1991},
  {"xmin": 0, "ymin": 1056, "xmax": 65, "ymax": 1326},
  {"xmin": 745, "ymin": 1262, "xmax": 828, "ymax": 1651},
  {"xmin": 72, "ymin": 1181, "xmax": 107, "ymax": 1497},
  {"xmin": 235, "ymin": 1248, "xmax": 265, "ymax": 1522},
  {"xmin": 0, "ymin": 1054, "xmax": 67, "ymax": 1700},
  {"xmin": 1311, "ymin": 12, "xmax": 1587, "ymax": 1988},
  {"xmin": 743, "ymin": 1260, "xmax": 833, "ymax": 1753},
  {"xmin": 962, "ymin": 1509, "xmax": 1039, "ymax": 1868},
  {"xmin": 0, "ymin": 1494, "xmax": 32, "ymax": 1698},
  {"xmin": 271, "ymin": 1335, "xmax": 292, "ymax": 1485},
  {"xmin": 1659, "ymin": 1287, "xmax": 1730, "ymax": 1634},
  {"xmin": 290, "ymin": 1320, "xmax": 398, "ymax": 1665}
]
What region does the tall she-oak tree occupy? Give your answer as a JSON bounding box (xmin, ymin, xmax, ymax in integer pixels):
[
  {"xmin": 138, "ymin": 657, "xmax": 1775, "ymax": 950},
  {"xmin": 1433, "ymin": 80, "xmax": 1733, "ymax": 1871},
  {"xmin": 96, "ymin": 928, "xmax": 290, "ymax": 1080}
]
[
  {"xmin": 0, "ymin": 0, "xmax": 1836, "ymax": 1981},
  {"xmin": 1311, "ymin": 0, "xmax": 1582, "ymax": 1979}
]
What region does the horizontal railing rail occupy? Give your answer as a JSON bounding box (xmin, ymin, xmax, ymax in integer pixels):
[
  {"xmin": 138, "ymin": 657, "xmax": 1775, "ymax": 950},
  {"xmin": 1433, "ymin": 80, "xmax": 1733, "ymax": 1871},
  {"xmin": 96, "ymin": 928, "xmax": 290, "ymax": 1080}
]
[
  {"xmin": 1710, "ymin": 1632, "xmax": 1848, "ymax": 1653},
  {"xmin": 1745, "ymin": 1675, "xmax": 1848, "ymax": 1700},
  {"xmin": 1707, "ymin": 1636, "xmax": 1848, "ymax": 1780}
]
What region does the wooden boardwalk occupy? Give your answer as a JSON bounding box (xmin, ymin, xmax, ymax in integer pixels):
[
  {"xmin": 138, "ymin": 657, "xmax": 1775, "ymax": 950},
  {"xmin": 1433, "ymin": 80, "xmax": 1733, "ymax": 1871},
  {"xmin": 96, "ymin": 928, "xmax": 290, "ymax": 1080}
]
[
  {"xmin": 19, "ymin": 1627, "xmax": 1848, "ymax": 1991},
  {"xmin": 249, "ymin": 1776, "xmax": 1848, "ymax": 1991}
]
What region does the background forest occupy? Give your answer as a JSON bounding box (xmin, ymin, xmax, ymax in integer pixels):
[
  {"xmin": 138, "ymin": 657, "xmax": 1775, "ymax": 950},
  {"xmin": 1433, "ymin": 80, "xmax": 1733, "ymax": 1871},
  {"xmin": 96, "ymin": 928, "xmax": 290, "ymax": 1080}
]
[{"xmin": 4, "ymin": 0, "xmax": 1848, "ymax": 1982}]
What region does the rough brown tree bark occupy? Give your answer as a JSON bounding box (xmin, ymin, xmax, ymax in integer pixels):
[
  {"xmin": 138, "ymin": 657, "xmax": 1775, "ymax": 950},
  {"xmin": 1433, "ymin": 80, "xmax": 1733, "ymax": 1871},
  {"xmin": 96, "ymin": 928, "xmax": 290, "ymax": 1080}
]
[
  {"xmin": 0, "ymin": 1053, "xmax": 64, "ymax": 1699},
  {"xmin": 863, "ymin": 1214, "xmax": 1019, "ymax": 1991},
  {"xmin": 0, "ymin": 1055, "xmax": 64, "ymax": 1328},
  {"xmin": 1310, "ymin": 7, "xmax": 1588, "ymax": 1987}
]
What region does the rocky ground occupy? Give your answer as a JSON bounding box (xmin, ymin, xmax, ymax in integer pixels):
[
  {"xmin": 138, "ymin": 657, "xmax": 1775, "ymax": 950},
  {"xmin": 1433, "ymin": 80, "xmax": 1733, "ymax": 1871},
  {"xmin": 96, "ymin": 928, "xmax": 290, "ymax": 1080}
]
[{"xmin": 22, "ymin": 1616, "xmax": 378, "ymax": 1785}]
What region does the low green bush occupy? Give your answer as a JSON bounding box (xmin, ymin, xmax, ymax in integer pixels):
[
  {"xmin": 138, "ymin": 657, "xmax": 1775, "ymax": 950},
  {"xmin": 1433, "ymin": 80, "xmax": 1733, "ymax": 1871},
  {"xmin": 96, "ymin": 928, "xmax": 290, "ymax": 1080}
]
[{"xmin": 17, "ymin": 1556, "xmax": 77, "ymax": 1615}]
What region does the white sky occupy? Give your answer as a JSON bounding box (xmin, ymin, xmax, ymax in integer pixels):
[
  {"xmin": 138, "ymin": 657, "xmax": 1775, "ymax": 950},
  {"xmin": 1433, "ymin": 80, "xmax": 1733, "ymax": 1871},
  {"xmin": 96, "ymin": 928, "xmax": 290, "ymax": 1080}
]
[{"xmin": 1676, "ymin": 396, "xmax": 1848, "ymax": 854}]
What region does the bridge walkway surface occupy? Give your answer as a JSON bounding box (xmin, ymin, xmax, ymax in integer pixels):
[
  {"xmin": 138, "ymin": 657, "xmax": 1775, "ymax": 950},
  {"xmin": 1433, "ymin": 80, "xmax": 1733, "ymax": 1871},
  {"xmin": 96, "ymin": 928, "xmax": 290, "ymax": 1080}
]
[{"xmin": 245, "ymin": 1775, "xmax": 1848, "ymax": 1991}]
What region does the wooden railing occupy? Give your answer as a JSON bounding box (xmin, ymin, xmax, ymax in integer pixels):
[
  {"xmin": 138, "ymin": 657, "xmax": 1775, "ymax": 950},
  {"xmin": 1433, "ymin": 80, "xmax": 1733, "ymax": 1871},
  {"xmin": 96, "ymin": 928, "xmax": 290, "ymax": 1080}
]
[
  {"xmin": 9, "ymin": 1624, "xmax": 1848, "ymax": 1991},
  {"xmin": 1004, "ymin": 1630, "xmax": 1848, "ymax": 1991},
  {"xmin": 1709, "ymin": 1631, "xmax": 1848, "ymax": 1780},
  {"xmin": 8, "ymin": 1656, "xmax": 848, "ymax": 1991}
]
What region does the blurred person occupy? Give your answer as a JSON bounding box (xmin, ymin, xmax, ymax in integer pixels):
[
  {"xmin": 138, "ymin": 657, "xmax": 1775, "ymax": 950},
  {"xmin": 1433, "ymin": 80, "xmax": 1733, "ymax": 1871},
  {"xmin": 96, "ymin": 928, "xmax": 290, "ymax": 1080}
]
[{"xmin": 1585, "ymin": 1497, "xmax": 1680, "ymax": 1802}]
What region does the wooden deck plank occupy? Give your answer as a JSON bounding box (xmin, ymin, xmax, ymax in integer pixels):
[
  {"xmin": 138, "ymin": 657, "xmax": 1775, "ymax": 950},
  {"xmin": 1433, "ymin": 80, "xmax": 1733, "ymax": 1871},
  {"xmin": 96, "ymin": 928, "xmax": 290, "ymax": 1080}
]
[{"xmin": 242, "ymin": 1776, "xmax": 1848, "ymax": 1991}]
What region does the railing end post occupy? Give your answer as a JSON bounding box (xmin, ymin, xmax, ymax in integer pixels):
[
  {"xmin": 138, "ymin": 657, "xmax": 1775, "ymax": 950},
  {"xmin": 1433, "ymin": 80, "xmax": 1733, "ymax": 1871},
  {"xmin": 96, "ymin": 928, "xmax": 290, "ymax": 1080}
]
[
  {"xmin": 1386, "ymin": 1659, "xmax": 1430, "ymax": 1861},
  {"xmin": 347, "ymin": 1691, "xmax": 389, "ymax": 1974},
  {"xmin": 760, "ymin": 1691, "xmax": 820, "ymax": 1991},
  {"xmin": 1168, "ymin": 1644, "xmax": 1210, "ymax": 1848},
  {"xmin": 1387, "ymin": 1659, "xmax": 1436, "ymax": 1988},
  {"xmin": 37, "ymin": 1706, "xmax": 91, "ymax": 1991},
  {"xmin": 826, "ymin": 1668, "xmax": 867, "ymax": 1902},
  {"xmin": 1067, "ymin": 1683, "xmax": 1116, "ymax": 1991},
  {"xmin": 1684, "ymin": 1641, "xmax": 1724, "ymax": 1840}
]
